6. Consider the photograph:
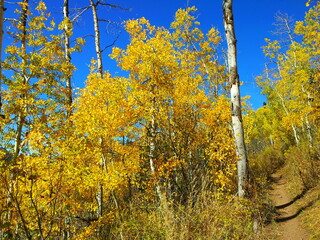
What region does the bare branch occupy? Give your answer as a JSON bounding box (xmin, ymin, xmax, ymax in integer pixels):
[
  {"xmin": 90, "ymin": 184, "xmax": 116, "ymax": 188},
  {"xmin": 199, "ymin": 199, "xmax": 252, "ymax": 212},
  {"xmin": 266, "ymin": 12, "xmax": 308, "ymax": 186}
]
[
  {"xmin": 71, "ymin": 5, "xmax": 91, "ymax": 23},
  {"xmin": 4, "ymin": 18, "xmax": 18, "ymax": 22},
  {"xmin": 98, "ymin": 18, "xmax": 113, "ymax": 23},
  {"xmin": 4, "ymin": 1, "xmax": 19, "ymax": 4},
  {"xmin": 70, "ymin": 6, "xmax": 90, "ymax": 11},
  {"xmin": 97, "ymin": 2, "xmax": 130, "ymax": 11},
  {"xmin": 101, "ymin": 31, "xmax": 121, "ymax": 53}
]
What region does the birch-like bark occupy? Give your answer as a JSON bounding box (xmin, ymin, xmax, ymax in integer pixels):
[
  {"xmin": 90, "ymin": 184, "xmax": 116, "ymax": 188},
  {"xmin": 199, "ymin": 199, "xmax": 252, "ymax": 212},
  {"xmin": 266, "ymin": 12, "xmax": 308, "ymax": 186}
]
[
  {"xmin": 149, "ymin": 97, "xmax": 163, "ymax": 202},
  {"xmin": 265, "ymin": 62, "xmax": 301, "ymax": 145},
  {"xmin": 283, "ymin": 16, "xmax": 297, "ymax": 68},
  {"xmin": 63, "ymin": 5, "xmax": 72, "ymax": 234},
  {"xmin": 283, "ymin": 17, "xmax": 313, "ymax": 146},
  {"xmin": 89, "ymin": 0, "xmax": 103, "ymax": 76},
  {"xmin": 223, "ymin": 0, "xmax": 248, "ymax": 198},
  {"xmin": 282, "ymin": 17, "xmax": 306, "ymax": 145},
  {"xmin": 89, "ymin": 0, "xmax": 104, "ymax": 223},
  {"xmin": 0, "ymin": 0, "xmax": 4, "ymax": 114},
  {"xmin": 274, "ymin": 86, "xmax": 300, "ymax": 145},
  {"xmin": 274, "ymin": 64, "xmax": 300, "ymax": 145},
  {"xmin": 63, "ymin": 0, "xmax": 73, "ymax": 118},
  {"xmin": 277, "ymin": 16, "xmax": 312, "ymax": 146},
  {"xmin": 302, "ymin": 85, "xmax": 313, "ymax": 147}
]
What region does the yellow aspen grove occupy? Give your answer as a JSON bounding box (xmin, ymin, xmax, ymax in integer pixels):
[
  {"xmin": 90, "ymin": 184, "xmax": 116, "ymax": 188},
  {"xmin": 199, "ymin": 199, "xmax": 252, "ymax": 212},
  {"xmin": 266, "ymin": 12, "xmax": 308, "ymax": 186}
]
[
  {"xmin": 87, "ymin": 1, "xmax": 128, "ymax": 226},
  {"xmin": 111, "ymin": 18, "xmax": 176, "ymax": 202},
  {"xmin": 0, "ymin": 2, "xmax": 79, "ymax": 238},
  {"xmin": 4, "ymin": 2, "xmax": 29, "ymax": 238},
  {"xmin": 109, "ymin": 9, "xmax": 238, "ymax": 209},
  {"xmin": 258, "ymin": 2, "xmax": 320, "ymax": 148},
  {"xmin": 222, "ymin": 0, "xmax": 249, "ymax": 198},
  {"xmin": 2, "ymin": 1, "xmax": 319, "ymax": 239},
  {"xmin": 255, "ymin": 3, "xmax": 320, "ymax": 193},
  {"xmin": 70, "ymin": 69, "xmax": 142, "ymax": 238}
]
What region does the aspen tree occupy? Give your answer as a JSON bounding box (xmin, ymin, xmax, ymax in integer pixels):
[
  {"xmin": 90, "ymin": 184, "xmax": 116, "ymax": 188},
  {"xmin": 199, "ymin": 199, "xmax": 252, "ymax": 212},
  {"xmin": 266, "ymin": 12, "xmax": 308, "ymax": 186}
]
[
  {"xmin": 63, "ymin": 0, "xmax": 72, "ymax": 232},
  {"xmin": 89, "ymin": 0, "xmax": 104, "ymax": 224},
  {"xmin": 13, "ymin": 0, "xmax": 29, "ymax": 161},
  {"xmin": 89, "ymin": 0, "xmax": 103, "ymax": 76},
  {"xmin": 222, "ymin": 0, "xmax": 249, "ymax": 198},
  {"xmin": 260, "ymin": 4, "xmax": 320, "ymax": 147},
  {"xmin": 63, "ymin": 0, "xmax": 73, "ymax": 117},
  {"xmin": 0, "ymin": 1, "xmax": 79, "ymax": 237},
  {"xmin": 5, "ymin": 2, "xmax": 30, "ymax": 237},
  {"xmin": 263, "ymin": 61, "xmax": 301, "ymax": 145},
  {"xmin": 88, "ymin": 1, "xmax": 128, "ymax": 231}
]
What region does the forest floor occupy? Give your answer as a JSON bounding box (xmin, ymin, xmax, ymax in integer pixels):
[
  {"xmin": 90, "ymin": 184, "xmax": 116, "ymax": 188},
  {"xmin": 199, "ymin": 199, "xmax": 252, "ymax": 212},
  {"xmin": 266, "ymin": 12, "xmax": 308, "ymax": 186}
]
[{"xmin": 267, "ymin": 169, "xmax": 310, "ymax": 240}]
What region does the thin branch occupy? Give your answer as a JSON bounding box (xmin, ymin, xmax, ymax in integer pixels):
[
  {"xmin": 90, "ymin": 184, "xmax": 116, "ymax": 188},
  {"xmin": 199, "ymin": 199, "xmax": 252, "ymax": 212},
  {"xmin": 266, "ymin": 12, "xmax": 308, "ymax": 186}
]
[
  {"xmin": 101, "ymin": 31, "xmax": 121, "ymax": 53},
  {"xmin": 70, "ymin": 5, "xmax": 91, "ymax": 11},
  {"xmin": 97, "ymin": 2, "xmax": 130, "ymax": 11},
  {"xmin": 98, "ymin": 18, "xmax": 113, "ymax": 23},
  {"xmin": 71, "ymin": 5, "xmax": 91, "ymax": 23},
  {"xmin": 4, "ymin": 1, "xmax": 19, "ymax": 4},
  {"xmin": 4, "ymin": 18, "xmax": 18, "ymax": 22}
]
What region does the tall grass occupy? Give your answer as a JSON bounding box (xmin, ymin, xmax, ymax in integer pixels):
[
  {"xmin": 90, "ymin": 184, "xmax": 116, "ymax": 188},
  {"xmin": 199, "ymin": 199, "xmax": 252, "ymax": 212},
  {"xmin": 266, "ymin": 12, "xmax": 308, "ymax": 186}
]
[{"xmin": 111, "ymin": 192, "xmax": 270, "ymax": 240}]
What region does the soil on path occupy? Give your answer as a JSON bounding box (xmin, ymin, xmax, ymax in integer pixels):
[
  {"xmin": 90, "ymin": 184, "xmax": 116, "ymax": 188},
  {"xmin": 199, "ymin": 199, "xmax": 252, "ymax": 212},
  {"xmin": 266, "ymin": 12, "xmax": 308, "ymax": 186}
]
[{"xmin": 268, "ymin": 171, "xmax": 309, "ymax": 240}]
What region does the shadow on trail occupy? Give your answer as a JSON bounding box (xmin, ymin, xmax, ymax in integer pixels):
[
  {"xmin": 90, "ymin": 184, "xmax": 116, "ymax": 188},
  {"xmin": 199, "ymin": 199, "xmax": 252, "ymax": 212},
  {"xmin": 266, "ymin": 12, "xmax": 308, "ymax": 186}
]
[
  {"xmin": 265, "ymin": 174, "xmax": 317, "ymax": 224},
  {"xmin": 275, "ymin": 189, "xmax": 307, "ymax": 210},
  {"xmin": 274, "ymin": 198, "xmax": 315, "ymax": 223}
]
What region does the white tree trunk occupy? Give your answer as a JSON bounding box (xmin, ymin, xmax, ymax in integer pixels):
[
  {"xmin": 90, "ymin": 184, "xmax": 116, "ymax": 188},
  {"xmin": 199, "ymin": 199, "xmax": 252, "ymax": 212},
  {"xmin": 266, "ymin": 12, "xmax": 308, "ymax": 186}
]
[
  {"xmin": 89, "ymin": 0, "xmax": 103, "ymax": 76},
  {"xmin": 149, "ymin": 96, "xmax": 163, "ymax": 202},
  {"xmin": 223, "ymin": 0, "xmax": 249, "ymax": 198},
  {"xmin": 302, "ymin": 85, "xmax": 313, "ymax": 147},
  {"xmin": 0, "ymin": 0, "xmax": 4, "ymax": 113},
  {"xmin": 63, "ymin": 0, "xmax": 73, "ymax": 117},
  {"xmin": 89, "ymin": 0, "xmax": 104, "ymax": 220},
  {"xmin": 269, "ymin": 63, "xmax": 300, "ymax": 145}
]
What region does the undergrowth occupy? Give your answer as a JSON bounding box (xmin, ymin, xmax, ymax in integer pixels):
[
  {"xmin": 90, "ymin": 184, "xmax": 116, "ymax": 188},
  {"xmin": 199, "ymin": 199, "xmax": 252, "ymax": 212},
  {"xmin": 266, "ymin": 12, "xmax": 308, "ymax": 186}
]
[
  {"xmin": 301, "ymin": 186, "xmax": 320, "ymax": 240},
  {"xmin": 259, "ymin": 142, "xmax": 320, "ymax": 240},
  {"xmin": 248, "ymin": 142, "xmax": 320, "ymax": 239},
  {"xmin": 111, "ymin": 194, "xmax": 270, "ymax": 240},
  {"xmin": 283, "ymin": 143, "xmax": 320, "ymax": 240},
  {"xmin": 249, "ymin": 146, "xmax": 284, "ymax": 190}
]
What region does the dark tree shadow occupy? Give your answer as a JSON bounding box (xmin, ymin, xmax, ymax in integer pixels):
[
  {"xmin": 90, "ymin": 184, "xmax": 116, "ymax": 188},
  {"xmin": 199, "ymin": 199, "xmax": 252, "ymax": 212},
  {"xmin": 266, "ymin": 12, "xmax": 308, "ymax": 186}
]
[
  {"xmin": 274, "ymin": 198, "xmax": 316, "ymax": 223},
  {"xmin": 265, "ymin": 174, "xmax": 318, "ymax": 225},
  {"xmin": 275, "ymin": 189, "xmax": 308, "ymax": 210}
]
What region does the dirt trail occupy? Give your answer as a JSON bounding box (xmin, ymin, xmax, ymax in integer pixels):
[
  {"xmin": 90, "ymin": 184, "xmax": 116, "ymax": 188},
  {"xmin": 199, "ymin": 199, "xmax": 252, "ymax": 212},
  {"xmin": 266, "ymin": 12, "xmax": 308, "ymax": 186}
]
[{"xmin": 268, "ymin": 172, "xmax": 309, "ymax": 240}]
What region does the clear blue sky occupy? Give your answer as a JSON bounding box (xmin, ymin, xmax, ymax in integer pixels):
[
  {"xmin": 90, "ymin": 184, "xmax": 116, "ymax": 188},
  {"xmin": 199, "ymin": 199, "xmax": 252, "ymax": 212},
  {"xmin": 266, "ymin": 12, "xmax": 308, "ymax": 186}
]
[
  {"xmin": 68, "ymin": 0, "xmax": 308, "ymax": 109},
  {"xmin": 4, "ymin": 0, "xmax": 310, "ymax": 109}
]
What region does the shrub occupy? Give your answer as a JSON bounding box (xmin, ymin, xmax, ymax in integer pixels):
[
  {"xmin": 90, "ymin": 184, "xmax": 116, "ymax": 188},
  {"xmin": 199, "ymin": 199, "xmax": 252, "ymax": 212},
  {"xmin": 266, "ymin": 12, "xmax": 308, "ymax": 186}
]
[
  {"xmin": 285, "ymin": 143, "xmax": 320, "ymax": 190},
  {"xmin": 112, "ymin": 193, "xmax": 268, "ymax": 240}
]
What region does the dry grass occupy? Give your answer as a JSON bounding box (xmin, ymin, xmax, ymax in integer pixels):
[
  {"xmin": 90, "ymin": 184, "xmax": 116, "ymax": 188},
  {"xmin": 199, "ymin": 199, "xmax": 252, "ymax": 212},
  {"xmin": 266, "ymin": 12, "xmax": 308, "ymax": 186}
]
[
  {"xmin": 299, "ymin": 185, "xmax": 320, "ymax": 240},
  {"xmin": 111, "ymin": 193, "xmax": 271, "ymax": 240},
  {"xmin": 276, "ymin": 143, "xmax": 320, "ymax": 240}
]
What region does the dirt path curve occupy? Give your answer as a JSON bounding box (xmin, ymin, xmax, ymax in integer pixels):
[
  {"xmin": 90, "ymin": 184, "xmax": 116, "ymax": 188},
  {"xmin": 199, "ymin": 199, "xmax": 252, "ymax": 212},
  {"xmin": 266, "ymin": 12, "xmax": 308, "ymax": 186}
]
[{"xmin": 269, "ymin": 172, "xmax": 309, "ymax": 240}]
